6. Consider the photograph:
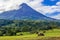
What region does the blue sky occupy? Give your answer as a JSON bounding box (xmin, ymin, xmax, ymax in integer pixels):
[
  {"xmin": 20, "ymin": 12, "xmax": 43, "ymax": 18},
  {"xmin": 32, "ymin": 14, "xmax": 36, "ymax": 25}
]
[
  {"xmin": 42, "ymin": 0, "xmax": 60, "ymax": 19},
  {"xmin": 0, "ymin": 0, "xmax": 60, "ymax": 19},
  {"xmin": 42, "ymin": 0, "xmax": 59, "ymax": 6}
]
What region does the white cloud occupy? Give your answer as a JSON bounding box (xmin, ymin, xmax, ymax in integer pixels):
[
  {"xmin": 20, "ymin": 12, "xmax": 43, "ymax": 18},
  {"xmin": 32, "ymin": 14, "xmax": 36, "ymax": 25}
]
[
  {"xmin": 27, "ymin": 0, "xmax": 60, "ymax": 15},
  {"xmin": 0, "ymin": 0, "xmax": 28, "ymax": 13},
  {"xmin": 51, "ymin": 14, "xmax": 60, "ymax": 19},
  {"xmin": 56, "ymin": 2, "xmax": 60, "ymax": 6},
  {"xmin": 0, "ymin": 0, "xmax": 60, "ymax": 19},
  {"xmin": 0, "ymin": 0, "xmax": 60, "ymax": 14}
]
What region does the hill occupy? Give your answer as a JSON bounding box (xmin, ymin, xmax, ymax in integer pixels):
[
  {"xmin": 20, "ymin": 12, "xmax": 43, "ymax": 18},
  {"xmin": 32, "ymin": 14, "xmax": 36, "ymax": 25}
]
[{"xmin": 0, "ymin": 3, "xmax": 56, "ymax": 21}]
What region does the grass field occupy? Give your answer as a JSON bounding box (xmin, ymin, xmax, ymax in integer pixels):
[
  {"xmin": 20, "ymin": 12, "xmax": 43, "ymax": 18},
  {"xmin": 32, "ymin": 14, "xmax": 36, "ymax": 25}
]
[{"xmin": 0, "ymin": 29, "xmax": 60, "ymax": 40}]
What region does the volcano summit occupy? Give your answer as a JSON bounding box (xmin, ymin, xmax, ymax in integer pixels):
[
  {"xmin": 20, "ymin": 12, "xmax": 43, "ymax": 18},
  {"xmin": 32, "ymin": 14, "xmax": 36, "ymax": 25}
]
[{"xmin": 0, "ymin": 3, "xmax": 56, "ymax": 21}]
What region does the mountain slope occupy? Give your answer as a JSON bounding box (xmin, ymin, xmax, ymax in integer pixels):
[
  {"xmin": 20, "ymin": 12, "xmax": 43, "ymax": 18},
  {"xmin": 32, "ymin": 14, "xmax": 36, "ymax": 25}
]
[{"xmin": 0, "ymin": 3, "xmax": 56, "ymax": 20}]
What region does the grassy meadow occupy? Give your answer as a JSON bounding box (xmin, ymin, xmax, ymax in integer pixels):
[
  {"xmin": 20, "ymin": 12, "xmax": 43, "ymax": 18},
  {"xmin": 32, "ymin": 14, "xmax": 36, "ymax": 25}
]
[{"xmin": 0, "ymin": 29, "xmax": 60, "ymax": 40}]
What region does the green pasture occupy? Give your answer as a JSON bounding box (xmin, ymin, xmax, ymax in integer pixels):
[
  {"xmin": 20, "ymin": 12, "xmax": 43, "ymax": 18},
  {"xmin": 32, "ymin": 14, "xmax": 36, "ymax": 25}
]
[{"xmin": 0, "ymin": 29, "xmax": 60, "ymax": 40}]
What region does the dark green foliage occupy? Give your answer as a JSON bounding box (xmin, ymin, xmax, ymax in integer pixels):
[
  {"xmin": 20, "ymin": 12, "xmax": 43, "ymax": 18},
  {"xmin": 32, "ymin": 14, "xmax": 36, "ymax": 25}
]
[
  {"xmin": 0, "ymin": 20, "xmax": 60, "ymax": 36},
  {"xmin": 0, "ymin": 19, "xmax": 13, "ymax": 26}
]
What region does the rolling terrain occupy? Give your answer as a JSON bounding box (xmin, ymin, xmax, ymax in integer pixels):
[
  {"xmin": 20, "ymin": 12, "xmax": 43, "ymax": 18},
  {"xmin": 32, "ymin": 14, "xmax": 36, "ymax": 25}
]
[{"xmin": 0, "ymin": 3, "xmax": 60, "ymax": 40}]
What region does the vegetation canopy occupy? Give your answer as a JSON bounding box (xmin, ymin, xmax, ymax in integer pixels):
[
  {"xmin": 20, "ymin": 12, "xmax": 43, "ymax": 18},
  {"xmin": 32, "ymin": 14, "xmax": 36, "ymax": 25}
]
[{"xmin": 0, "ymin": 19, "xmax": 60, "ymax": 36}]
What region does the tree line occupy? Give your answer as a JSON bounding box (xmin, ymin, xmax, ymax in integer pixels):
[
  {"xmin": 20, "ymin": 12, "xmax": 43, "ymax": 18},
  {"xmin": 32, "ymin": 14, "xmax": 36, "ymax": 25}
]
[{"xmin": 0, "ymin": 20, "xmax": 60, "ymax": 36}]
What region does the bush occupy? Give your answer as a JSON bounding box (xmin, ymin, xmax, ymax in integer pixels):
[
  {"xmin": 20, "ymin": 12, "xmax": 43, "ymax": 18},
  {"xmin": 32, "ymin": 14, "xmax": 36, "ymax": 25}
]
[
  {"xmin": 38, "ymin": 33, "xmax": 44, "ymax": 36},
  {"xmin": 16, "ymin": 33, "xmax": 23, "ymax": 36}
]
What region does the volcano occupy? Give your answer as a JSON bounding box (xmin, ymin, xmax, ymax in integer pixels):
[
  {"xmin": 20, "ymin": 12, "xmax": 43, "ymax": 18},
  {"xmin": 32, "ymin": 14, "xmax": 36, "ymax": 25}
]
[{"xmin": 0, "ymin": 3, "xmax": 56, "ymax": 20}]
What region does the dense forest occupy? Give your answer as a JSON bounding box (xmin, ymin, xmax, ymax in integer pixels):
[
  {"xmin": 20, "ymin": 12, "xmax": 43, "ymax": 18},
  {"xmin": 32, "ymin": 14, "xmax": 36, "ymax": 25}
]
[{"xmin": 0, "ymin": 19, "xmax": 60, "ymax": 36}]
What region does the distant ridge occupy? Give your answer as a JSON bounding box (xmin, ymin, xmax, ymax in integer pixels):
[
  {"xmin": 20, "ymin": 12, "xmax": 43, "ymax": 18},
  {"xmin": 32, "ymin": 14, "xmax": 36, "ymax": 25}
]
[{"xmin": 0, "ymin": 3, "xmax": 57, "ymax": 21}]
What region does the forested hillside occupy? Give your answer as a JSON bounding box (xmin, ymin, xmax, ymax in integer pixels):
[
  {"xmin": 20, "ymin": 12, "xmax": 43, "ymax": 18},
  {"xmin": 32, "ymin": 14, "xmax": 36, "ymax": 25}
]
[{"xmin": 0, "ymin": 20, "xmax": 60, "ymax": 36}]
